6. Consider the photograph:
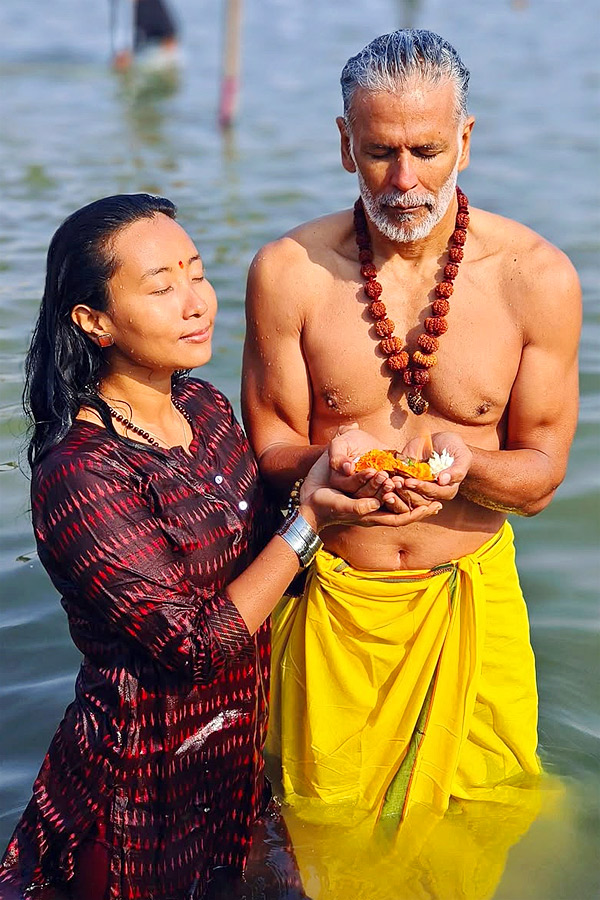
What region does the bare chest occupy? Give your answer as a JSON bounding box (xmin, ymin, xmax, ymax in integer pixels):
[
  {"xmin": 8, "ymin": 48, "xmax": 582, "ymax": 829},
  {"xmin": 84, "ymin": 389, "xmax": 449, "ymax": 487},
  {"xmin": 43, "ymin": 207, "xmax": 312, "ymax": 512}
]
[{"xmin": 303, "ymin": 264, "xmax": 523, "ymax": 445}]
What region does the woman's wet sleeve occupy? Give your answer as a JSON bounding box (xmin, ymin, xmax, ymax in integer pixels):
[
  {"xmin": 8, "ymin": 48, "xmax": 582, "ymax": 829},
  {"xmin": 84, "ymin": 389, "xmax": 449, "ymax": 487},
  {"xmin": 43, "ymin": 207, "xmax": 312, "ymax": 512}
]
[{"xmin": 32, "ymin": 457, "xmax": 253, "ymax": 684}]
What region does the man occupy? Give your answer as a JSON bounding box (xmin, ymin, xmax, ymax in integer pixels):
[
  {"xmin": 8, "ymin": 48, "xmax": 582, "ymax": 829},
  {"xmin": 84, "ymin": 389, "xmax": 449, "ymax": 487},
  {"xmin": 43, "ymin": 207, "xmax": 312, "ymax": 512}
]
[{"xmin": 242, "ymin": 30, "xmax": 581, "ymax": 831}]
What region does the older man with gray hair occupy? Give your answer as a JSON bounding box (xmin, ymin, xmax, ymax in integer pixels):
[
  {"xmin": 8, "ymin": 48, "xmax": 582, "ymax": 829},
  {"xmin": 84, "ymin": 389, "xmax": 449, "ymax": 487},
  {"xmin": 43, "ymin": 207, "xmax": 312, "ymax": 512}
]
[{"xmin": 242, "ymin": 29, "xmax": 580, "ymax": 833}]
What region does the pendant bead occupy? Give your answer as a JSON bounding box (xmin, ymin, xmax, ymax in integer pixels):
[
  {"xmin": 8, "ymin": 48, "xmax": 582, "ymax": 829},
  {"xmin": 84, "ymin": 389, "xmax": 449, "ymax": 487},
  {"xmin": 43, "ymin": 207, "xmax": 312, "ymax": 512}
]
[{"xmin": 407, "ymin": 390, "xmax": 429, "ymax": 415}]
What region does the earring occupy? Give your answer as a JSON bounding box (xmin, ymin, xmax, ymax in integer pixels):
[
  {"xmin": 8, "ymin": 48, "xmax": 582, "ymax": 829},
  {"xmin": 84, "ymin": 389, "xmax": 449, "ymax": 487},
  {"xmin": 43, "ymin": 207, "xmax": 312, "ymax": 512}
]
[{"xmin": 97, "ymin": 332, "xmax": 114, "ymax": 348}]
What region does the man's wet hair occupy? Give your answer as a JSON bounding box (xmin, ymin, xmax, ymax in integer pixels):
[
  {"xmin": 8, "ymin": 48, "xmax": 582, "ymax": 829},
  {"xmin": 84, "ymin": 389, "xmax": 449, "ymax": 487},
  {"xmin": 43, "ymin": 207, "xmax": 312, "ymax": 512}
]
[{"xmin": 341, "ymin": 29, "xmax": 470, "ymax": 126}]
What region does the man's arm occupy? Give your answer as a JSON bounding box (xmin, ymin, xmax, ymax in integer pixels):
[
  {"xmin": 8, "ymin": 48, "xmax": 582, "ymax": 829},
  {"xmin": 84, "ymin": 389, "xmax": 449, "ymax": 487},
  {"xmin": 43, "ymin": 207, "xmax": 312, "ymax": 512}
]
[
  {"xmin": 242, "ymin": 238, "xmax": 323, "ymax": 496},
  {"xmin": 404, "ymin": 243, "xmax": 582, "ymax": 516}
]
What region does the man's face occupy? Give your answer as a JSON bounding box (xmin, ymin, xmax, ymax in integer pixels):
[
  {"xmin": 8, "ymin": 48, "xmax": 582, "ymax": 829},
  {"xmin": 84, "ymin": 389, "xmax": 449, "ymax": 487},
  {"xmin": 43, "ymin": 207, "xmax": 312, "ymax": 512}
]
[{"xmin": 338, "ymin": 78, "xmax": 474, "ymax": 243}]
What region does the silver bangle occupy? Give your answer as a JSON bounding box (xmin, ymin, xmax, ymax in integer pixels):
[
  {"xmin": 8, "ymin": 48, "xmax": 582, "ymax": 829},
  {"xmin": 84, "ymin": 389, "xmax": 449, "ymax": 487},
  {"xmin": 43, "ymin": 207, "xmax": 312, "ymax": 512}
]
[{"xmin": 277, "ymin": 509, "xmax": 323, "ymax": 568}]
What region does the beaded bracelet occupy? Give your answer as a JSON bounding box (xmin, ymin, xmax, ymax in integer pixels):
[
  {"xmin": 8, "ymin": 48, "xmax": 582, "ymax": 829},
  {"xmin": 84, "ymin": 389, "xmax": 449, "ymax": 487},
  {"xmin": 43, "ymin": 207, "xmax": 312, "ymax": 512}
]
[{"xmin": 287, "ymin": 478, "xmax": 304, "ymax": 515}]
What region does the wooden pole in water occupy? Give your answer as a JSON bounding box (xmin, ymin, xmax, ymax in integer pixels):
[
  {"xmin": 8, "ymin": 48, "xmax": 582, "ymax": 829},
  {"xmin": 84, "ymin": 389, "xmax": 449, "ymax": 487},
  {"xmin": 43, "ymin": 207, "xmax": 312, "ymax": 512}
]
[{"xmin": 219, "ymin": 0, "xmax": 243, "ymax": 128}]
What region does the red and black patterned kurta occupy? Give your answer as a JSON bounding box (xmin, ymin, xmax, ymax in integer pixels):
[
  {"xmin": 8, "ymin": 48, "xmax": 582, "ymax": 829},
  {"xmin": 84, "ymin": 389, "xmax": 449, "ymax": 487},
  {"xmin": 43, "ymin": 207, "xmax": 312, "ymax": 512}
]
[{"xmin": 0, "ymin": 379, "xmax": 279, "ymax": 899}]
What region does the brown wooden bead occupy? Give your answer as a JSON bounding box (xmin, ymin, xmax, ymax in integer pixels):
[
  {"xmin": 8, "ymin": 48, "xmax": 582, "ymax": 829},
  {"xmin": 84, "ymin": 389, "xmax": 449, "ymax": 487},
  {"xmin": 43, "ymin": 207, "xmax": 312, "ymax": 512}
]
[
  {"xmin": 444, "ymin": 263, "xmax": 459, "ymax": 280},
  {"xmin": 449, "ymin": 246, "xmax": 464, "ymax": 263},
  {"xmin": 364, "ymin": 280, "xmax": 383, "ymax": 299},
  {"xmin": 412, "ymin": 368, "xmax": 430, "ymax": 385},
  {"xmin": 369, "ymin": 301, "xmax": 387, "ymax": 318},
  {"xmin": 413, "ymin": 350, "xmax": 437, "ymax": 368},
  {"xmin": 456, "ymin": 211, "xmax": 470, "ymax": 228},
  {"xmin": 361, "ymin": 263, "xmax": 377, "ymax": 279},
  {"xmin": 457, "ymin": 190, "xmax": 469, "ymax": 209},
  {"xmin": 381, "ymin": 337, "xmax": 403, "ymax": 356},
  {"xmin": 425, "ymin": 316, "xmax": 449, "ymax": 336},
  {"xmin": 388, "ymin": 351, "xmax": 409, "ymax": 371},
  {"xmin": 375, "ymin": 318, "xmax": 395, "ymax": 337},
  {"xmin": 435, "ymin": 281, "xmax": 454, "ymax": 298},
  {"xmin": 417, "ymin": 333, "xmax": 439, "ymax": 353},
  {"xmin": 432, "ymin": 299, "xmax": 450, "ymax": 316},
  {"xmin": 403, "ymin": 368, "xmax": 414, "ymax": 385},
  {"xmin": 452, "ymin": 229, "xmax": 467, "ymax": 246}
]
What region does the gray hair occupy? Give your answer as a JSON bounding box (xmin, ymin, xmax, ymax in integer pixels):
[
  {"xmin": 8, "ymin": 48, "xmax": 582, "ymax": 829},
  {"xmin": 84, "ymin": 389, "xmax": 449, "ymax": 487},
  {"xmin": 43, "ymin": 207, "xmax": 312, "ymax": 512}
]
[{"xmin": 341, "ymin": 30, "xmax": 470, "ymax": 126}]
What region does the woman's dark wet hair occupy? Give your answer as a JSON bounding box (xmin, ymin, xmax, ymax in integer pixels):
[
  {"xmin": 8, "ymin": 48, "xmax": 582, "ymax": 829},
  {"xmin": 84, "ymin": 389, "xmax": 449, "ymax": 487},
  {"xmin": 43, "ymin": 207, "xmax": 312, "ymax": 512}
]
[{"xmin": 24, "ymin": 193, "xmax": 184, "ymax": 466}]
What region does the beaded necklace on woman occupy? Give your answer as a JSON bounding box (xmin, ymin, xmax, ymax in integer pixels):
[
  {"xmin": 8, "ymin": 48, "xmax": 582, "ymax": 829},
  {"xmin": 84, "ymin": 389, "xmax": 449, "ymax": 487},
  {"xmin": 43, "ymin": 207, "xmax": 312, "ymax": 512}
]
[
  {"xmin": 354, "ymin": 185, "xmax": 469, "ymax": 416},
  {"xmin": 104, "ymin": 396, "xmax": 193, "ymax": 450}
]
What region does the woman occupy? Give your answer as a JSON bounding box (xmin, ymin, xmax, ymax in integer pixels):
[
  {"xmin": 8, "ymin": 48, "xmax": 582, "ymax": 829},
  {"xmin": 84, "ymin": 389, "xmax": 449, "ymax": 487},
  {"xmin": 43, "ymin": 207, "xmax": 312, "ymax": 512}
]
[{"xmin": 0, "ymin": 195, "xmax": 433, "ymax": 900}]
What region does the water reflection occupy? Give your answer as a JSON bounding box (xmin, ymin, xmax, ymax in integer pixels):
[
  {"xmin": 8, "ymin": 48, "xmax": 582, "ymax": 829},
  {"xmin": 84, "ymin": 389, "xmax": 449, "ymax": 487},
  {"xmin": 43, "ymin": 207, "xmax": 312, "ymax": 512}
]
[
  {"xmin": 115, "ymin": 62, "xmax": 180, "ymax": 149},
  {"xmin": 283, "ymin": 777, "xmax": 568, "ymax": 900}
]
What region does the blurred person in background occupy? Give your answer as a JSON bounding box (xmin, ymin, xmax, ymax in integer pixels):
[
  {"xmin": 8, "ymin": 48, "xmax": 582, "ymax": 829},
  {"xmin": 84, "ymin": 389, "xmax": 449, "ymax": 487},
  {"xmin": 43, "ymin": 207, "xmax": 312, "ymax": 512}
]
[
  {"xmin": 0, "ymin": 193, "xmax": 428, "ymax": 900},
  {"xmin": 113, "ymin": 0, "xmax": 179, "ymax": 71}
]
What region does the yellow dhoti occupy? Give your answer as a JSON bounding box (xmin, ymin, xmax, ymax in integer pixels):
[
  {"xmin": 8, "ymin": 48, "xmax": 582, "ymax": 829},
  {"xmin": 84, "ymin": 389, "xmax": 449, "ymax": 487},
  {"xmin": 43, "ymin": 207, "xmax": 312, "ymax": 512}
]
[{"xmin": 265, "ymin": 522, "xmax": 541, "ymax": 828}]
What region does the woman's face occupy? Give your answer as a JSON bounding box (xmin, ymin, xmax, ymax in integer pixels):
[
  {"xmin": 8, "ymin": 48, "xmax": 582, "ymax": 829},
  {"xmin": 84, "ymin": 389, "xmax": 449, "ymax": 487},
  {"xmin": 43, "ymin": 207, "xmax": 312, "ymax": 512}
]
[{"xmin": 100, "ymin": 213, "xmax": 218, "ymax": 375}]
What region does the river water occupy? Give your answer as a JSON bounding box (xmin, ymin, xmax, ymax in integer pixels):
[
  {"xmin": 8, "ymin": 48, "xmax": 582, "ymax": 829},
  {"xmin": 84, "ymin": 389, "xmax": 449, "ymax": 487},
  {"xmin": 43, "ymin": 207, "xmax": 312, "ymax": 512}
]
[{"xmin": 0, "ymin": 0, "xmax": 598, "ymax": 897}]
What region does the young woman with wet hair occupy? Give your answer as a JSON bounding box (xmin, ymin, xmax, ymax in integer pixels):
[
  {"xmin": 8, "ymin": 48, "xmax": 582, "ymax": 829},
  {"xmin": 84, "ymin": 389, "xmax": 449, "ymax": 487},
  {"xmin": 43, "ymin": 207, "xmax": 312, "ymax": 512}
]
[{"xmin": 0, "ymin": 194, "xmax": 427, "ymax": 899}]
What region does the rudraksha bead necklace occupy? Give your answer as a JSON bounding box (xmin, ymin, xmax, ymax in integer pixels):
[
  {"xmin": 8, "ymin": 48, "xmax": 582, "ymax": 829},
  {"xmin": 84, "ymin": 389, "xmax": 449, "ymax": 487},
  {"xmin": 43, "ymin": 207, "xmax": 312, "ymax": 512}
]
[
  {"xmin": 354, "ymin": 185, "xmax": 469, "ymax": 416},
  {"xmin": 106, "ymin": 397, "xmax": 192, "ymax": 448}
]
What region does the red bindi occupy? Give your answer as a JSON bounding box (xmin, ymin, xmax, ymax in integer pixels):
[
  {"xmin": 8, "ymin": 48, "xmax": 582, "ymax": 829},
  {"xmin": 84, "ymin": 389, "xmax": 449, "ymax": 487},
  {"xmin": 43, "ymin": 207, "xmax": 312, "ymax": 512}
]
[{"xmin": 178, "ymin": 260, "xmax": 184, "ymax": 268}]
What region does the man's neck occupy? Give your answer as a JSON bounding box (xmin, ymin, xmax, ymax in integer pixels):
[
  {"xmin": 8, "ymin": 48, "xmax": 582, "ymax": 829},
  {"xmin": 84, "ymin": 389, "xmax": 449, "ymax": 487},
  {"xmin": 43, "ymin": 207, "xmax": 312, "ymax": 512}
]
[{"xmin": 367, "ymin": 193, "xmax": 459, "ymax": 266}]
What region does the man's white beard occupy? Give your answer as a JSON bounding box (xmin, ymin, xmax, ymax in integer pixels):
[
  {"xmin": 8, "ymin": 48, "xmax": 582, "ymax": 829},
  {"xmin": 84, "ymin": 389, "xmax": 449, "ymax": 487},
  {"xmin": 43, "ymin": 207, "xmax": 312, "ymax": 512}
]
[{"xmin": 357, "ymin": 163, "xmax": 459, "ymax": 244}]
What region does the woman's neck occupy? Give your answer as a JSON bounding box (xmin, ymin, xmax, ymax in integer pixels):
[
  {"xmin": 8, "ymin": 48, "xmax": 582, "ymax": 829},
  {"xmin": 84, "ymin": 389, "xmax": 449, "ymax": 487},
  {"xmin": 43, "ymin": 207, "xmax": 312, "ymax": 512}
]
[{"xmin": 99, "ymin": 371, "xmax": 174, "ymax": 424}]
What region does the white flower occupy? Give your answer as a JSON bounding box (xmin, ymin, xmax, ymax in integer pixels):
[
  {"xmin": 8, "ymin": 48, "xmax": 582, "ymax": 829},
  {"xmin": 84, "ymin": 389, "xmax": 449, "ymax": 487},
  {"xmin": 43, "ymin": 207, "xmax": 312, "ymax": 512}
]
[{"xmin": 427, "ymin": 448, "xmax": 454, "ymax": 478}]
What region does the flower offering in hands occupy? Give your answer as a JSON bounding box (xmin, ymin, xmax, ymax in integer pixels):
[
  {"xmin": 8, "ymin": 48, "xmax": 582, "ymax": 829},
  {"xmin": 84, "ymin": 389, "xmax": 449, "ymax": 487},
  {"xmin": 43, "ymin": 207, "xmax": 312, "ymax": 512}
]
[{"xmin": 355, "ymin": 448, "xmax": 455, "ymax": 482}]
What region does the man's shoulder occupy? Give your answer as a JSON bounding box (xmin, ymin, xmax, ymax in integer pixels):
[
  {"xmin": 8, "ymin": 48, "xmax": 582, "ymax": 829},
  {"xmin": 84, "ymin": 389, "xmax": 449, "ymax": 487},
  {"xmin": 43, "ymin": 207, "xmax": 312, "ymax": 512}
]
[
  {"xmin": 249, "ymin": 209, "xmax": 353, "ymax": 278},
  {"xmin": 472, "ymin": 207, "xmax": 577, "ymax": 279},
  {"xmin": 471, "ymin": 207, "xmax": 581, "ymax": 345}
]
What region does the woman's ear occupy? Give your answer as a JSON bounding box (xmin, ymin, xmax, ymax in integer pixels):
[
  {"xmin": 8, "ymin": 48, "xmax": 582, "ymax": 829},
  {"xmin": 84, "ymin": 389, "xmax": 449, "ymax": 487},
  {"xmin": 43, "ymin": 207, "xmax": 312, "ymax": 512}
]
[{"xmin": 71, "ymin": 305, "xmax": 114, "ymax": 347}]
